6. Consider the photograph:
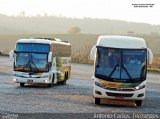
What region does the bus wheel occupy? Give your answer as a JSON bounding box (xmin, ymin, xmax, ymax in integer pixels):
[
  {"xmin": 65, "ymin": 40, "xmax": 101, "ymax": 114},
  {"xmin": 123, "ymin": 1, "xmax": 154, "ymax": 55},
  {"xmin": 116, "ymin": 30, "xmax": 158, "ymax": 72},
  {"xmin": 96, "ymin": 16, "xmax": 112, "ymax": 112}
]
[
  {"xmin": 48, "ymin": 83, "xmax": 53, "ymax": 87},
  {"xmin": 20, "ymin": 83, "xmax": 25, "ymax": 87},
  {"xmin": 48, "ymin": 75, "xmax": 54, "ymax": 87},
  {"xmin": 62, "ymin": 72, "xmax": 67, "ymax": 85},
  {"xmin": 95, "ymin": 98, "xmax": 101, "ymax": 105},
  {"xmin": 47, "ymin": 81, "xmax": 54, "ymax": 87},
  {"xmin": 135, "ymin": 100, "xmax": 143, "ymax": 107}
]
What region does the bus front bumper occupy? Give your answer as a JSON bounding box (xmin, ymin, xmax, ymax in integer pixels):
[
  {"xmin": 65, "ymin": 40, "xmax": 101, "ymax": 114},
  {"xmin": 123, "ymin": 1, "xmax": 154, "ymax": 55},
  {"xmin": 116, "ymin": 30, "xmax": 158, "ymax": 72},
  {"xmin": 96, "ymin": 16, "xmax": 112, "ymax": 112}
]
[
  {"xmin": 13, "ymin": 77, "xmax": 52, "ymax": 84},
  {"xmin": 93, "ymin": 85, "xmax": 145, "ymax": 100}
]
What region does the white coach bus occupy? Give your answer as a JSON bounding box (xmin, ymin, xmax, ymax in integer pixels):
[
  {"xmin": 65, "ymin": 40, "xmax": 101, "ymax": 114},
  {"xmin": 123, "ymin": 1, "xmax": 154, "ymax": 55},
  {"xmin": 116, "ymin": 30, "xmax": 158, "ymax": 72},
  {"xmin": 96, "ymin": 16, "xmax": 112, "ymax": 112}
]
[
  {"xmin": 10, "ymin": 38, "xmax": 71, "ymax": 87},
  {"xmin": 90, "ymin": 35, "xmax": 153, "ymax": 106}
]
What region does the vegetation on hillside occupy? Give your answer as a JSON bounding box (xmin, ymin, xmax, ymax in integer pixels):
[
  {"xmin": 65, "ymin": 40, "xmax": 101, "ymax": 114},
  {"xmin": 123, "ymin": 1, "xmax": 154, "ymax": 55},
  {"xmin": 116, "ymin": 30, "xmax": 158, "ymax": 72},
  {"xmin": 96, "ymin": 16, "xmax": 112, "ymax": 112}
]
[{"xmin": 0, "ymin": 13, "xmax": 160, "ymax": 34}]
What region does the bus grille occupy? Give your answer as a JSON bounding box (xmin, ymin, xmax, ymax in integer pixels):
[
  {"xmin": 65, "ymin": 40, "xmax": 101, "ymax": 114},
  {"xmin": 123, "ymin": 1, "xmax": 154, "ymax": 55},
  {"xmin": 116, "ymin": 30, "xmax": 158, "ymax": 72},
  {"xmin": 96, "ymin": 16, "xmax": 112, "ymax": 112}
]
[
  {"xmin": 106, "ymin": 92, "xmax": 134, "ymax": 97},
  {"xmin": 104, "ymin": 87, "xmax": 134, "ymax": 91}
]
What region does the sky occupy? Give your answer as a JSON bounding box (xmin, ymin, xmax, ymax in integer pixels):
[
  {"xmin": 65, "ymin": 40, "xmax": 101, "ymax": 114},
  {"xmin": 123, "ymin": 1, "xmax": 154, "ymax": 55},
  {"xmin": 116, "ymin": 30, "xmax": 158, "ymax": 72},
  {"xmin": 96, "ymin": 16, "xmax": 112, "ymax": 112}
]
[{"xmin": 0, "ymin": 0, "xmax": 160, "ymax": 25}]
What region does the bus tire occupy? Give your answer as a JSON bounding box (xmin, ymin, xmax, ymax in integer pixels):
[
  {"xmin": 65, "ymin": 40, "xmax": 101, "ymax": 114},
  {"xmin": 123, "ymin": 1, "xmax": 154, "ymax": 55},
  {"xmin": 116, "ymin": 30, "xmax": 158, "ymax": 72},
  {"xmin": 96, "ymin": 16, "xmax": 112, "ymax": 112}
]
[
  {"xmin": 67, "ymin": 72, "xmax": 69, "ymax": 80},
  {"xmin": 135, "ymin": 100, "xmax": 143, "ymax": 107},
  {"xmin": 62, "ymin": 72, "xmax": 67, "ymax": 85},
  {"xmin": 95, "ymin": 98, "xmax": 101, "ymax": 105},
  {"xmin": 48, "ymin": 74, "xmax": 54, "ymax": 87},
  {"xmin": 20, "ymin": 83, "xmax": 25, "ymax": 87}
]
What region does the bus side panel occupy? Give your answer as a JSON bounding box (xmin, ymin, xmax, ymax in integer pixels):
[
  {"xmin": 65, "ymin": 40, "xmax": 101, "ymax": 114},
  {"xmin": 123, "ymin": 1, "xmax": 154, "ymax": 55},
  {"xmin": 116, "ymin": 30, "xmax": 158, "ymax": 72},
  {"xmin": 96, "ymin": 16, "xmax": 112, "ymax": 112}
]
[
  {"xmin": 51, "ymin": 42, "xmax": 71, "ymax": 82},
  {"xmin": 56, "ymin": 57, "xmax": 71, "ymax": 81}
]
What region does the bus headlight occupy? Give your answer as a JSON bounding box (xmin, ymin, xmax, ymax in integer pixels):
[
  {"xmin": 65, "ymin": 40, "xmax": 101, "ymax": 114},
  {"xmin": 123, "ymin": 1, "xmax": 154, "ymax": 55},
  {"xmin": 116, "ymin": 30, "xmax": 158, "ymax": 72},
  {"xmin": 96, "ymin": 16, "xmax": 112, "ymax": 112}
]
[
  {"xmin": 13, "ymin": 73, "xmax": 24, "ymax": 78},
  {"xmin": 135, "ymin": 85, "xmax": 145, "ymax": 90},
  {"xmin": 45, "ymin": 79, "xmax": 49, "ymax": 83},
  {"xmin": 41, "ymin": 74, "xmax": 49, "ymax": 78},
  {"xmin": 13, "ymin": 73, "xmax": 20, "ymax": 77},
  {"xmin": 95, "ymin": 81, "xmax": 104, "ymax": 87}
]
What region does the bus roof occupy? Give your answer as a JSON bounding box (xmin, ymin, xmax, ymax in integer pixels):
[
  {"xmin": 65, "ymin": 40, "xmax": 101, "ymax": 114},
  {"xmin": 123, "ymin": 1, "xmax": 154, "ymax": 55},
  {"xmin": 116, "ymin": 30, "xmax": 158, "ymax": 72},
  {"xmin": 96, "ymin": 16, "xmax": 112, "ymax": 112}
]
[
  {"xmin": 97, "ymin": 35, "xmax": 147, "ymax": 49},
  {"xmin": 16, "ymin": 38, "xmax": 71, "ymax": 46}
]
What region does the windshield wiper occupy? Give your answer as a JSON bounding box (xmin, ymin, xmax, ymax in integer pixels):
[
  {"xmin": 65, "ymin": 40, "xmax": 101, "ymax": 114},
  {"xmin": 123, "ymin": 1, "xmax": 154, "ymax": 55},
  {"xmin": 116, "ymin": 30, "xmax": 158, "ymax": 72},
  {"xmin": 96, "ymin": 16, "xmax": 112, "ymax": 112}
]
[
  {"xmin": 109, "ymin": 64, "xmax": 119, "ymax": 78},
  {"xmin": 30, "ymin": 54, "xmax": 40, "ymax": 72},
  {"xmin": 122, "ymin": 65, "xmax": 132, "ymax": 80}
]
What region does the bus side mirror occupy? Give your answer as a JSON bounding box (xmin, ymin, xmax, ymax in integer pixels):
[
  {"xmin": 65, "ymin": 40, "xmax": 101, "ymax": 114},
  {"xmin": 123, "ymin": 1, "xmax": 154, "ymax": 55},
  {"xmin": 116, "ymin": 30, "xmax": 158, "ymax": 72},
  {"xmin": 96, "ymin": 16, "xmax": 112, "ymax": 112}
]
[
  {"xmin": 9, "ymin": 50, "xmax": 14, "ymax": 61},
  {"xmin": 147, "ymin": 48, "xmax": 153, "ymax": 65},
  {"xmin": 90, "ymin": 45, "xmax": 96, "ymax": 60},
  {"xmin": 48, "ymin": 52, "xmax": 52, "ymax": 62}
]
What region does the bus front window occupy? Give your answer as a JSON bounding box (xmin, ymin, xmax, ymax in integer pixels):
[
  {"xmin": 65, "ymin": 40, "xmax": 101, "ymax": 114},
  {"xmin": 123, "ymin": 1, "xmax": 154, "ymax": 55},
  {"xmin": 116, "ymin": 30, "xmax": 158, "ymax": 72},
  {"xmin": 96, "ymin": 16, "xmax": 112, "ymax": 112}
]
[
  {"xmin": 14, "ymin": 53, "xmax": 48, "ymax": 72},
  {"xmin": 95, "ymin": 47, "xmax": 147, "ymax": 83},
  {"xmin": 31, "ymin": 53, "xmax": 48, "ymax": 72},
  {"xmin": 122, "ymin": 50, "xmax": 147, "ymax": 80},
  {"xmin": 15, "ymin": 53, "xmax": 30, "ymax": 71},
  {"xmin": 14, "ymin": 43, "xmax": 50, "ymax": 72},
  {"xmin": 16, "ymin": 43, "xmax": 50, "ymax": 53},
  {"xmin": 95, "ymin": 47, "xmax": 121, "ymax": 80}
]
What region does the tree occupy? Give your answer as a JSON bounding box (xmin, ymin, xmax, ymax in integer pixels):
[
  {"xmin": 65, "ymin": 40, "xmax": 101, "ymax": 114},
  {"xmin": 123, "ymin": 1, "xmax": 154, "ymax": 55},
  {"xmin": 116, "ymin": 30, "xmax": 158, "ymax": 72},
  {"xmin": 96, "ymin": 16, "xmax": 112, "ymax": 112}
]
[{"xmin": 68, "ymin": 26, "xmax": 81, "ymax": 34}]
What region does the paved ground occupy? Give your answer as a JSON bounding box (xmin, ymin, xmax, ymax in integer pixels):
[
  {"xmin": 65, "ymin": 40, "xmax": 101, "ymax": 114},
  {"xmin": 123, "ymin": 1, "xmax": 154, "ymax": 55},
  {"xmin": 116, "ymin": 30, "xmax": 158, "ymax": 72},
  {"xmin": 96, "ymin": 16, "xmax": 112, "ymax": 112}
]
[{"xmin": 0, "ymin": 56, "xmax": 160, "ymax": 118}]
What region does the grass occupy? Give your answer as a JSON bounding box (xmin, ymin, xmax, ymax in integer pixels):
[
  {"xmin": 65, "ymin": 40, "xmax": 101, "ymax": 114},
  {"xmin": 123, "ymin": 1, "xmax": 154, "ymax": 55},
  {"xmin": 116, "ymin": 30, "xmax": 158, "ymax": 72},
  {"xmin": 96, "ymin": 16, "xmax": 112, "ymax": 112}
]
[
  {"xmin": 148, "ymin": 57, "xmax": 160, "ymax": 73},
  {"xmin": 149, "ymin": 57, "xmax": 160, "ymax": 69},
  {"xmin": 0, "ymin": 52, "xmax": 9, "ymax": 56},
  {"xmin": 147, "ymin": 68, "xmax": 160, "ymax": 73},
  {"xmin": 71, "ymin": 44, "xmax": 94, "ymax": 64}
]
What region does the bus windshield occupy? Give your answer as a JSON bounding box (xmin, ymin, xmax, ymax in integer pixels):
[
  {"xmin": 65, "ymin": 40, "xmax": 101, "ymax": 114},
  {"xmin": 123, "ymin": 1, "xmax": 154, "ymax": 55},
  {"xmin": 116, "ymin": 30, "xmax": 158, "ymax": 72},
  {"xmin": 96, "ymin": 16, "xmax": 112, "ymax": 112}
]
[
  {"xmin": 95, "ymin": 47, "xmax": 147, "ymax": 83},
  {"xmin": 16, "ymin": 43, "xmax": 50, "ymax": 53},
  {"xmin": 14, "ymin": 53, "xmax": 48, "ymax": 72}
]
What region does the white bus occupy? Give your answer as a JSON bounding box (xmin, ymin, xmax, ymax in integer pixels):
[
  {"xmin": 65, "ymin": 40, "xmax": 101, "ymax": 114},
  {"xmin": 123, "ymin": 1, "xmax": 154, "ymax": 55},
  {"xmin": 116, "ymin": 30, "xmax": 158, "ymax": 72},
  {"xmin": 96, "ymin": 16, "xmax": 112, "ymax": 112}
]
[
  {"xmin": 10, "ymin": 38, "xmax": 71, "ymax": 87},
  {"xmin": 90, "ymin": 35, "xmax": 153, "ymax": 106}
]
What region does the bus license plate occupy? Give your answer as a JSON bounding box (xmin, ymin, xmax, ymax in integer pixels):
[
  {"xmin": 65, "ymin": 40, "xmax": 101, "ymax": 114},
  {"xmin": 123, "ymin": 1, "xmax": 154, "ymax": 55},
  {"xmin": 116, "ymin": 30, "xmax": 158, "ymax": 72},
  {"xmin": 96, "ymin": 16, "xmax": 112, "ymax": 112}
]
[{"xmin": 27, "ymin": 79, "xmax": 33, "ymax": 84}]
